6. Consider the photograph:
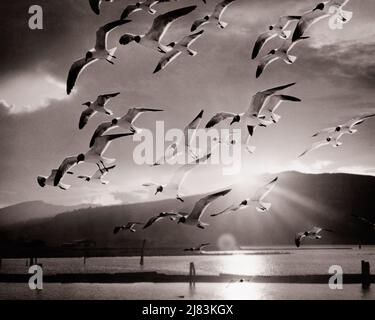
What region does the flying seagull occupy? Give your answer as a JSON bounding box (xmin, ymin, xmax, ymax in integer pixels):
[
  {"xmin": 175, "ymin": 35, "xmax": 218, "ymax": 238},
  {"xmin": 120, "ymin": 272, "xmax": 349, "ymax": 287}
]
[
  {"xmin": 184, "ymin": 243, "xmax": 210, "ymax": 251},
  {"xmin": 191, "ymin": 0, "xmax": 236, "ymax": 31},
  {"xmin": 85, "ymin": 133, "xmax": 135, "ymax": 169},
  {"xmin": 66, "ymin": 19, "xmax": 131, "ymax": 95},
  {"xmin": 312, "ymin": 114, "xmax": 375, "ymax": 141},
  {"xmin": 177, "ymin": 189, "xmax": 232, "ymax": 229},
  {"xmin": 90, "ymin": 108, "xmax": 163, "ymax": 147},
  {"xmin": 300, "ymin": 114, "xmax": 375, "ymax": 157},
  {"xmin": 210, "ymin": 199, "xmax": 249, "ymax": 217},
  {"xmin": 79, "ymin": 92, "xmax": 120, "ymax": 129},
  {"xmin": 206, "ymin": 82, "xmax": 297, "ymax": 128},
  {"xmin": 89, "ymin": 0, "xmax": 116, "ymax": 15},
  {"xmin": 119, "ymin": 6, "xmax": 197, "ymax": 52},
  {"xmin": 261, "ymin": 94, "xmax": 302, "ymax": 124},
  {"xmin": 112, "ymin": 108, "xmax": 164, "ymax": 133},
  {"xmin": 120, "ymin": 0, "xmax": 183, "ymax": 20},
  {"xmin": 351, "ymin": 215, "xmax": 375, "ymax": 231},
  {"xmin": 54, "ymin": 154, "xmax": 86, "ymax": 187},
  {"xmin": 292, "ymin": 0, "xmax": 350, "ymax": 42},
  {"xmin": 154, "ymin": 110, "xmax": 204, "ymax": 166},
  {"xmin": 37, "ymin": 169, "xmax": 74, "ymax": 191},
  {"xmin": 144, "ymin": 152, "xmax": 212, "ymax": 202},
  {"xmin": 153, "ymin": 30, "xmax": 205, "ymax": 73},
  {"xmin": 299, "ymin": 137, "xmax": 341, "ymax": 158},
  {"xmin": 113, "ymin": 222, "xmax": 144, "ymax": 234},
  {"xmin": 143, "ymin": 212, "xmax": 182, "ymax": 229},
  {"xmin": 252, "ymin": 15, "xmax": 301, "ymax": 59},
  {"xmin": 256, "ymin": 37, "xmax": 309, "ymax": 78},
  {"xmin": 251, "ymin": 177, "xmax": 278, "ymax": 212},
  {"xmin": 295, "ymin": 227, "xmax": 334, "ymax": 248},
  {"xmin": 77, "ymin": 164, "xmax": 116, "ymax": 185}
]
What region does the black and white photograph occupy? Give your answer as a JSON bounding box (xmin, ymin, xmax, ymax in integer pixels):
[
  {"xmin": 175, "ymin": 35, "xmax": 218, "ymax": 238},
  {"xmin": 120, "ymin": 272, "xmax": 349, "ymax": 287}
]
[{"xmin": 0, "ymin": 0, "xmax": 374, "ymax": 306}]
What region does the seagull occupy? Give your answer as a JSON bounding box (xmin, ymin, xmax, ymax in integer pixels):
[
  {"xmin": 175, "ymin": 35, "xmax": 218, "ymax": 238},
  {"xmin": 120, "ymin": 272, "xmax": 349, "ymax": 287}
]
[
  {"xmin": 77, "ymin": 164, "xmax": 116, "ymax": 185},
  {"xmin": 300, "ymin": 114, "xmax": 375, "ymax": 157},
  {"xmin": 121, "ymin": 0, "xmax": 180, "ymax": 20},
  {"xmin": 210, "ymin": 199, "xmax": 249, "ymax": 217},
  {"xmin": 66, "ymin": 19, "xmax": 131, "ymax": 95},
  {"xmin": 113, "ymin": 222, "xmax": 144, "ymax": 234},
  {"xmin": 90, "ymin": 108, "xmax": 163, "ymax": 147},
  {"xmin": 261, "ymin": 94, "xmax": 302, "ymax": 124},
  {"xmin": 37, "ymin": 169, "xmax": 74, "ymax": 191},
  {"xmin": 111, "ymin": 108, "xmax": 164, "ymax": 133},
  {"xmin": 251, "ymin": 15, "xmax": 301, "ymax": 59},
  {"xmin": 291, "ymin": 0, "xmax": 350, "ymax": 42},
  {"xmin": 79, "ymin": 92, "xmax": 120, "ymax": 129},
  {"xmin": 191, "ymin": 0, "xmax": 236, "ymax": 31},
  {"xmin": 85, "ymin": 133, "xmax": 135, "ymax": 169},
  {"xmin": 207, "ymin": 82, "xmax": 297, "ymax": 128},
  {"xmin": 295, "ymin": 227, "xmax": 334, "ymax": 248},
  {"xmin": 154, "ymin": 110, "xmax": 204, "ymax": 166},
  {"xmin": 256, "ymin": 37, "xmax": 309, "ymax": 78},
  {"xmin": 144, "ymin": 152, "xmax": 212, "ymax": 202},
  {"xmin": 251, "ymin": 177, "xmax": 278, "ymax": 213},
  {"xmin": 89, "ymin": 0, "xmax": 116, "ymax": 15},
  {"xmin": 143, "ymin": 212, "xmax": 182, "ymax": 229},
  {"xmin": 153, "ymin": 30, "xmax": 205, "ymax": 73},
  {"xmin": 54, "ymin": 154, "xmax": 86, "ymax": 187},
  {"xmin": 177, "ymin": 189, "xmax": 232, "ymax": 229},
  {"xmin": 184, "ymin": 243, "xmax": 210, "ymax": 251},
  {"xmin": 351, "ymin": 215, "xmax": 375, "ymax": 231},
  {"xmin": 299, "ymin": 137, "xmax": 342, "ymax": 158},
  {"xmin": 312, "ymin": 114, "xmax": 375, "ymax": 141},
  {"xmin": 119, "ymin": 6, "xmax": 197, "ymax": 52}
]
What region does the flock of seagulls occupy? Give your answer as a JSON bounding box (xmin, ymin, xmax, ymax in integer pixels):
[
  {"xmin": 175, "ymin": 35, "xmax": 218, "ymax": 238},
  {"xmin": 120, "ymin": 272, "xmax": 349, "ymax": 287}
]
[{"xmin": 38, "ymin": 0, "xmax": 373, "ymax": 248}]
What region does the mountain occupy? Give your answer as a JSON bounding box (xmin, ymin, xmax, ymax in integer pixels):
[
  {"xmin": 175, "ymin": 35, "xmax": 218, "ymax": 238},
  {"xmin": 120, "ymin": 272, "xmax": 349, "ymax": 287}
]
[
  {"xmin": 0, "ymin": 201, "xmax": 90, "ymax": 227},
  {"xmin": 1, "ymin": 172, "xmax": 374, "ymax": 248}
]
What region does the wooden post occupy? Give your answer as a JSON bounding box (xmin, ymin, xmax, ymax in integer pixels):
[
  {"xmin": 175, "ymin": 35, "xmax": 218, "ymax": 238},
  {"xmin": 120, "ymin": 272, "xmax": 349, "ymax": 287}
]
[
  {"xmin": 361, "ymin": 260, "xmax": 371, "ymax": 289},
  {"xmin": 140, "ymin": 239, "xmax": 146, "ymax": 266},
  {"xmin": 189, "ymin": 262, "xmax": 196, "ymax": 287}
]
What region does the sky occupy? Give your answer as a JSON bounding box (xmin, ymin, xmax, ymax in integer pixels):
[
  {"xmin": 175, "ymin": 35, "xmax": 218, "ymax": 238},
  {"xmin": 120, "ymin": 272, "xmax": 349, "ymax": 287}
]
[{"xmin": 0, "ymin": 0, "xmax": 374, "ymax": 208}]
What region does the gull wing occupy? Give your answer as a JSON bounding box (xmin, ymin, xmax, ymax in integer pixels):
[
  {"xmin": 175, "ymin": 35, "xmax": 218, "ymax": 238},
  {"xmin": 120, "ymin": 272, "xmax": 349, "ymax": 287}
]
[
  {"xmin": 90, "ymin": 121, "xmax": 116, "ymax": 148},
  {"xmin": 96, "ymin": 19, "xmax": 132, "ymax": 51},
  {"xmin": 212, "ymin": 0, "xmax": 236, "ymax": 20},
  {"xmin": 252, "ymin": 177, "xmax": 278, "ymax": 202},
  {"xmin": 295, "ymin": 232, "xmax": 305, "ymax": 247},
  {"xmin": 346, "ymin": 113, "xmax": 375, "ymax": 129},
  {"xmin": 251, "ymin": 31, "xmax": 277, "ymax": 59},
  {"xmin": 89, "ymin": 0, "xmax": 101, "ymax": 15},
  {"xmin": 276, "ymin": 15, "xmax": 302, "ymax": 29},
  {"xmin": 67, "ymin": 56, "xmax": 98, "ymax": 95},
  {"xmin": 256, "ymin": 54, "xmax": 280, "ymax": 78},
  {"xmin": 97, "ymin": 92, "xmax": 120, "ymax": 106},
  {"xmin": 299, "ymin": 140, "xmax": 330, "ymax": 157},
  {"xmin": 153, "ymin": 49, "xmax": 182, "ymax": 73},
  {"xmin": 54, "ymin": 156, "xmax": 79, "ymax": 186},
  {"xmin": 146, "ymin": 6, "xmax": 197, "ymax": 42},
  {"xmin": 184, "ymin": 110, "xmax": 204, "ymax": 147},
  {"xmin": 205, "ymin": 112, "xmax": 237, "ymax": 128},
  {"xmin": 92, "ymin": 133, "xmax": 134, "ymax": 156},
  {"xmin": 121, "ymin": 4, "xmax": 142, "ymax": 20},
  {"xmin": 143, "ymin": 212, "xmax": 181, "ymax": 229},
  {"xmin": 210, "ymin": 203, "xmax": 239, "ymax": 217},
  {"xmin": 264, "ymin": 95, "xmax": 301, "ymax": 113},
  {"xmin": 122, "ymin": 108, "xmax": 163, "ymax": 124},
  {"xmin": 188, "ymin": 189, "xmax": 232, "ymax": 222},
  {"xmin": 79, "ymin": 108, "xmax": 96, "ymax": 130},
  {"xmin": 247, "ymin": 82, "xmax": 296, "ymax": 116},
  {"xmin": 179, "ymin": 30, "xmax": 205, "ymax": 47},
  {"xmin": 292, "ymin": 9, "xmax": 330, "ymax": 41}
]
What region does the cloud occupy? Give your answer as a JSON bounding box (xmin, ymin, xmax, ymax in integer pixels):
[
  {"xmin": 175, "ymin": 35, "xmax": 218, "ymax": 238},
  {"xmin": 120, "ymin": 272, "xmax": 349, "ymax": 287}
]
[{"xmin": 0, "ymin": 72, "xmax": 67, "ymax": 114}]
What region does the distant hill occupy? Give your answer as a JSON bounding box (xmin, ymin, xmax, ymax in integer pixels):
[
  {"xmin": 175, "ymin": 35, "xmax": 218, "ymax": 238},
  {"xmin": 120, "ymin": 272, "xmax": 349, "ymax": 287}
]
[
  {"xmin": 1, "ymin": 172, "xmax": 374, "ymax": 248},
  {"xmin": 0, "ymin": 201, "xmax": 91, "ymax": 227}
]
